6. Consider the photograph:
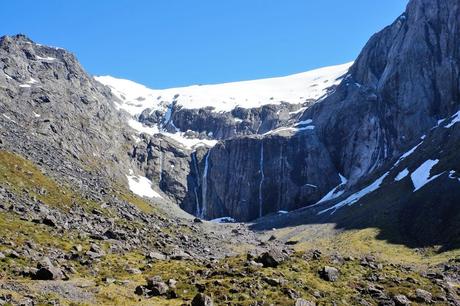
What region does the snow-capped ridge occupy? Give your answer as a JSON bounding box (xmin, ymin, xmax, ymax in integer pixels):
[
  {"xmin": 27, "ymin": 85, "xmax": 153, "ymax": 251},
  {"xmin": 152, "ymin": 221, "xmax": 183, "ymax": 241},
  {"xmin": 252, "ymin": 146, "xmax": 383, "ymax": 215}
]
[{"xmin": 95, "ymin": 62, "xmax": 352, "ymax": 115}]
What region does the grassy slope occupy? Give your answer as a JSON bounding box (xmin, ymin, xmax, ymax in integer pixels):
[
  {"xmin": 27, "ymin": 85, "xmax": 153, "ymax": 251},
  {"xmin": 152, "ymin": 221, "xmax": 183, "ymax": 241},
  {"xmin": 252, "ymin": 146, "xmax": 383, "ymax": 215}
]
[{"xmin": 0, "ymin": 149, "xmax": 459, "ymax": 305}]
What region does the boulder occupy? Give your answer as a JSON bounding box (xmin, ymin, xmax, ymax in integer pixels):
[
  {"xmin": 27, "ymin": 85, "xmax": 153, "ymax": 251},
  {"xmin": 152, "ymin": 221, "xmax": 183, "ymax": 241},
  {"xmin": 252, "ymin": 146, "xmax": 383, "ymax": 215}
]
[
  {"xmin": 32, "ymin": 257, "xmax": 62, "ymax": 280},
  {"xmin": 255, "ymin": 249, "xmax": 288, "ymax": 268},
  {"xmin": 295, "ymin": 299, "xmax": 316, "ymax": 306},
  {"xmin": 415, "ymin": 289, "xmax": 432, "ymax": 303},
  {"xmin": 319, "ymin": 266, "xmax": 339, "ymax": 282},
  {"xmin": 393, "ymin": 294, "xmax": 411, "ymax": 305},
  {"xmin": 191, "ymin": 293, "xmax": 213, "ymax": 306}
]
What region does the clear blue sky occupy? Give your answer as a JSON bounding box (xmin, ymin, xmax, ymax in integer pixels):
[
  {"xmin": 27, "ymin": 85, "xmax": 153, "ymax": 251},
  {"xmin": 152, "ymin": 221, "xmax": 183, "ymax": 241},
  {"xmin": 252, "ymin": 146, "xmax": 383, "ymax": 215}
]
[{"xmin": 2, "ymin": 1, "xmax": 407, "ymax": 88}]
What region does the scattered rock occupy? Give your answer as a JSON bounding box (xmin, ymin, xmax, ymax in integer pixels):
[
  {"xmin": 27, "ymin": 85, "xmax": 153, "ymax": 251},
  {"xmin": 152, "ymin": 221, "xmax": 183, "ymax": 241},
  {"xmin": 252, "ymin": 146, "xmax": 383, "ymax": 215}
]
[
  {"xmin": 146, "ymin": 251, "xmax": 167, "ymax": 260},
  {"xmin": 415, "ymin": 289, "xmax": 432, "ymax": 303},
  {"xmin": 146, "ymin": 276, "xmax": 169, "ymax": 296},
  {"xmin": 295, "ymin": 299, "xmax": 316, "ymax": 306},
  {"xmin": 42, "ymin": 215, "xmax": 57, "ymax": 227},
  {"xmin": 191, "ymin": 293, "xmax": 213, "ymax": 306},
  {"xmin": 393, "ymin": 294, "xmax": 411, "ymax": 305},
  {"xmin": 32, "ymin": 257, "xmax": 62, "ymax": 280},
  {"xmin": 319, "ymin": 266, "xmax": 339, "ymax": 282},
  {"xmin": 255, "ymin": 249, "xmax": 288, "ymax": 268}
]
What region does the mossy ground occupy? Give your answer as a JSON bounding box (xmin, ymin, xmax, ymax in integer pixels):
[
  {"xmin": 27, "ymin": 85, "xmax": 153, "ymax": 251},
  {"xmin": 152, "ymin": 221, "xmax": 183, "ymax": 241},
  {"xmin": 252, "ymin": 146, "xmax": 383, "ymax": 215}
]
[{"xmin": 0, "ymin": 150, "xmax": 458, "ymax": 305}]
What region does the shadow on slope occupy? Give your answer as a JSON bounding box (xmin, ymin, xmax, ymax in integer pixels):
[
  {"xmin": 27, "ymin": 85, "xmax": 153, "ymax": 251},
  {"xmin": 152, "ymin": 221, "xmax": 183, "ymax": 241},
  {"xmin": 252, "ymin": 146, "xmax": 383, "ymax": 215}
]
[{"xmin": 250, "ymin": 124, "xmax": 460, "ymax": 253}]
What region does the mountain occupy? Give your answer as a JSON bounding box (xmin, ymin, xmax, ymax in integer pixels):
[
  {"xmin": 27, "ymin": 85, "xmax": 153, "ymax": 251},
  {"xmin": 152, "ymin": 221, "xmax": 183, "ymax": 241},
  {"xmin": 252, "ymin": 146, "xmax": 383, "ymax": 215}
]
[
  {"xmin": 0, "ymin": 0, "xmax": 460, "ymax": 305},
  {"xmin": 96, "ymin": 63, "xmax": 351, "ymax": 221}
]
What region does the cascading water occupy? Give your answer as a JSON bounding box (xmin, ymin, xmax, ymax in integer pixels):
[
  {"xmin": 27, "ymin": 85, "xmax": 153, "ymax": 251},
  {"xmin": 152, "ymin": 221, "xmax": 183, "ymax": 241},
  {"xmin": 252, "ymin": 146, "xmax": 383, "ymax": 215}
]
[
  {"xmin": 201, "ymin": 152, "xmax": 210, "ymax": 219},
  {"xmin": 192, "ymin": 152, "xmax": 201, "ymax": 216},
  {"xmin": 159, "ymin": 151, "xmax": 164, "ymax": 184},
  {"xmin": 258, "ymin": 143, "xmax": 265, "ymax": 218}
]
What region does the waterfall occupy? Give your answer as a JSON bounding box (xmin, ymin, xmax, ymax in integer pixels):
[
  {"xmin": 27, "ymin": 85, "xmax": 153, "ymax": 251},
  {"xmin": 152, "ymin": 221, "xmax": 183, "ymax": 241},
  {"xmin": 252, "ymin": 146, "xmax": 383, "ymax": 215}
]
[
  {"xmin": 258, "ymin": 143, "xmax": 265, "ymax": 218},
  {"xmin": 201, "ymin": 152, "xmax": 210, "ymax": 219},
  {"xmin": 192, "ymin": 152, "xmax": 201, "ymax": 216},
  {"xmin": 159, "ymin": 151, "xmax": 164, "ymax": 183},
  {"xmin": 194, "ymin": 188, "xmax": 200, "ymax": 216}
]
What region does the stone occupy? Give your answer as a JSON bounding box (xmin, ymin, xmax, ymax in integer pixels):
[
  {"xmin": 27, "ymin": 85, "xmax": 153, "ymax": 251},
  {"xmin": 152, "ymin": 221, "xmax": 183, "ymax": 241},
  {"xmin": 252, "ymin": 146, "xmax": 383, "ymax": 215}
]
[
  {"xmin": 319, "ymin": 266, "xmax": 339, "ymax": 282},
  {"xmin": 32, "ymin": 257, "xmax": 62, "ymax": 280},
  {"xmin": 191, "ymin": 293, "xmax": 213, "ymax": 306},
  {"xmin": 295, "ymin": 299, "xmax": 316, "ymax": 306},
  {"xmin": 42, "ymin": 215, "xmax": 57, "ymax": 227},
  {"xmin": 147, "ymin": 251, "xmax": 167, "ymax": 260},
  {"xmin": 415, "ymin": 289, "xmax": 432, "ymax": 303},
  {"xmin": 146, "ymin": 276, "xmax": 169, "ymax": 296},
  {"xmin": 255, "ymin": 249, "xmax": 288, "ymax": 268},
  {"xmin": 393, "ymin": 294, "xmax": 411, "ymax": 305}
]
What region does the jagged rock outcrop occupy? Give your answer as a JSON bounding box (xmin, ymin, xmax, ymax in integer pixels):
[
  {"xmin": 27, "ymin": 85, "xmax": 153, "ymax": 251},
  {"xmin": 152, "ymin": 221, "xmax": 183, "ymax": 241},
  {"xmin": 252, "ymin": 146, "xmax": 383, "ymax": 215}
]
[
  {"xmin": 163, "ymin": 102, "xmax": 304, "ymax": 140},
  {"xmin": 0, "ymin": 34, "xmax": 132, "ymax": 180},
  {"xmin": 303, "ymin": 0, "xmax": 460, "ymax": 182},
  {"xmin": 180, "ymin": 0, "xmax": 460, "ymax": 221}
]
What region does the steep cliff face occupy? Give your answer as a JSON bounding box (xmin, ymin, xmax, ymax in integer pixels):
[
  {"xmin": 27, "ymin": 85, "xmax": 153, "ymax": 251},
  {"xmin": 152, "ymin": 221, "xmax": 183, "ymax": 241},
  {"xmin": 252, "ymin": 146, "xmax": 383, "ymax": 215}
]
[
  {"xmin": 93, "ymin": 0, "xmax": 460, "ymax": 222},
  {"xmin": 0, "ymin": 34, "xmax": 132, "ymax": 181},
  {"xmin": 181, "ymin": 131, "xmax": 341, "ymax": 221},
  {"xmin": 96, "ymin": 59, "xmax": 351, "ymax": 221},
  {"xmin": 183, "ymin": 0, "xmax": 460, "ymax": 221},
  {"xmin": 303, "ymin": 0, "xmax": 460, "ymax": 182}
]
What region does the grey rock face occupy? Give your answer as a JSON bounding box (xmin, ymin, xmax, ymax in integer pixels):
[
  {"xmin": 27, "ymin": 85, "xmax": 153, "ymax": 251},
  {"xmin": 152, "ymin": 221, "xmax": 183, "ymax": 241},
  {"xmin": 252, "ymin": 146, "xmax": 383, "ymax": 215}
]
[
  {"xmin": 0, "ymin": 34, "xmax": 131, "ymax": 181},
  {"xmin": 181, "ymin": 131, "xmax": 340, "ymax": 221},
  {"xmin": 164, "ymin": 103, "xmax": 304, "ymax": 140},
  {"xmin": 129, "ymin": 134, "xmax": 192, "ymax": 202},
  {"xmin": 302, "ymin": 0, "xmax": 460, "ymax": 182},
  {"xmin": 179, "ymin": 0, "xmax": 460, "ymax": 221}
]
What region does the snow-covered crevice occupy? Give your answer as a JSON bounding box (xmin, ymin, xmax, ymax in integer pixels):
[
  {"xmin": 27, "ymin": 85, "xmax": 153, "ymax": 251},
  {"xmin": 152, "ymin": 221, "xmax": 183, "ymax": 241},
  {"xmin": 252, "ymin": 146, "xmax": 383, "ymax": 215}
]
[
  {"xmin": 318, "ymin": 172, "xmax": 388, "ymax": 215},
  {"xmin": 258, "ymin": 143, "xmax": 265, "ymax": 218},
  {"xmin": 445, "ymin": 110, "xmax": 460, "ymax": 128},
  {"xmin": 310, "ymin": 174, "xmax": 347, "ymax": 207},
  {"xmin": 263, "ymin": 119, "xmax": 315, "ymax": 136}
]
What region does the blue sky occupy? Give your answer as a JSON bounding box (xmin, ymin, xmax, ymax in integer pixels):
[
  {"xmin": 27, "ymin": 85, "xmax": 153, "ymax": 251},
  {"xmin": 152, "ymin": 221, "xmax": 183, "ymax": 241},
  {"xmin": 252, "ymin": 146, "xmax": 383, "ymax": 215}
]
[{"xmin": 2, "ymin": 1, "xmax": 407, "ymax": 88}]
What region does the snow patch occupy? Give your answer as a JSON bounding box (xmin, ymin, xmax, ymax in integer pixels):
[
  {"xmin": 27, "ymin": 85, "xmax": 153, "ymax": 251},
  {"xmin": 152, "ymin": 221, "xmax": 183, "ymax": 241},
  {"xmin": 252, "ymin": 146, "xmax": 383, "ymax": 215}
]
[
  {"xmin": 36, "ymin": 56, "xmax": 56, "ymax": 61},
  {"xmin": 128, "ymin": 119, "xmax": 217, "ymax": 149},
  {"xmin": 318, "ymin": 172, "xmax": 389, "ymax": 215},
  {"xmin": 210, "ymin": 217, "xmax": 236, "ymax": 223},
  {"xmin": 96, "ymin": 62, "xmax": 352, "ymax": 114},
  {"xmin": 410, "ymin": 159, "xmax": 442, "ymax": 191},
  {"xmin": 126, "ymin": 173, "xmax": 162, "ymax": 199},
  {"xmin": 395, "ymin": 168, "xmax": 409, "ymax": 181},
  {"xmin": 448, "ymin": 171, "xmax": 460, "ymax": 182},
  {"xmin": 394, "ymin": 142, "xmax": 423, "ymax": 167},
  {"xmin": 311, "ymin": 173, "xmax": 347, "ymax": 207},
  {"xmin": 445, "ymin": 110, "xmax": 460, "ymax": 128}
]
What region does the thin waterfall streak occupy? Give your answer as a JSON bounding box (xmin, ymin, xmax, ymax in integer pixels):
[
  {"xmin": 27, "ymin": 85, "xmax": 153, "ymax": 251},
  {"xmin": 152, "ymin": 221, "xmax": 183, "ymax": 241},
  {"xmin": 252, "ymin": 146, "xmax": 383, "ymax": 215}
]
[
  {"xmin": 258, "ymin": 143, "xmax": 264, "ymax": 218},
  {"xmin": 159, "ymin": 151, "xmax": 164, "ymax": 183},
  {"xmin": 201, "ymin": 152, "xmax": 210, "ymax": 219}
]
